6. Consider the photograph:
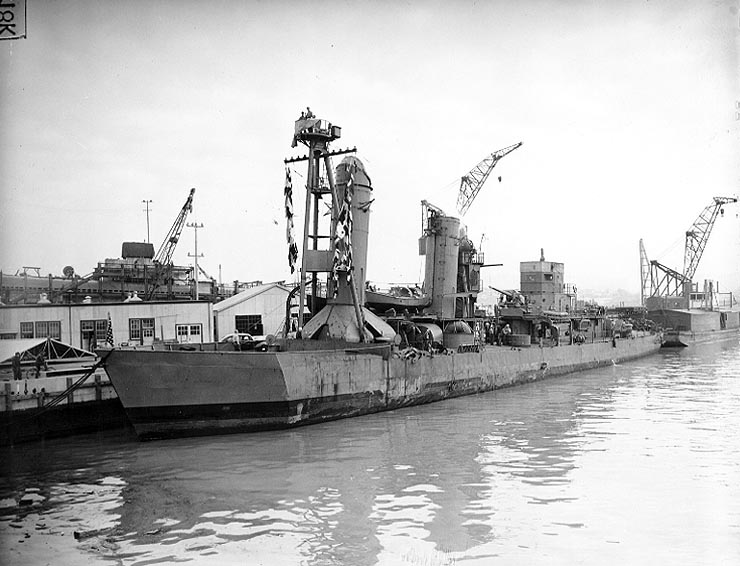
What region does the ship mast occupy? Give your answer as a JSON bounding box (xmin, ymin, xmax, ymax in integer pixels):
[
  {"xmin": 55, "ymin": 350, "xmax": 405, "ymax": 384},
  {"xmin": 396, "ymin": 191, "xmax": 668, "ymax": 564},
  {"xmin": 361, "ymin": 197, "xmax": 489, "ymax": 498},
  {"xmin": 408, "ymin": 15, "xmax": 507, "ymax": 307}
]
[
  {"xmin": 285, "ymin": 109, "xmax": 355, "ymax": 332},
  {"xmin": 284, "ymin": 110, "xmax": 397, "ymax": 343}
]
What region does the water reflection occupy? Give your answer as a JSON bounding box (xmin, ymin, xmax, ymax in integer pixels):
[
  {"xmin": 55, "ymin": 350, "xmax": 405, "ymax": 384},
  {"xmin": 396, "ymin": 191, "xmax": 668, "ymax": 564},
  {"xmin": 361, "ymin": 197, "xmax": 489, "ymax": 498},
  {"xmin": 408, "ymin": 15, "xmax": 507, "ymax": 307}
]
[{"xmin": 1, "ymin": 340, "xmax": 738, "ymax": 565}]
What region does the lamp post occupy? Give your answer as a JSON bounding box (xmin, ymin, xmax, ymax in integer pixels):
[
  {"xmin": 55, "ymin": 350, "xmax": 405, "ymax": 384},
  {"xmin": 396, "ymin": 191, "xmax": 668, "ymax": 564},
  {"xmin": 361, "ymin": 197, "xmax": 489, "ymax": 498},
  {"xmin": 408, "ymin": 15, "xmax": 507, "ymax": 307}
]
[{"xmin": 142, "ymin": 200, "xmax": 153, "ymax": 243}]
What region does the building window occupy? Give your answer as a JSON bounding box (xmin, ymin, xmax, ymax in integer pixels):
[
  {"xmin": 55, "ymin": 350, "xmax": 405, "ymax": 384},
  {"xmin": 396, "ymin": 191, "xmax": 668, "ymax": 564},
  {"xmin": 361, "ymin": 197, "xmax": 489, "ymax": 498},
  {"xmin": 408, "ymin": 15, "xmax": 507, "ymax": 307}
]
[
  {"xmin": 36, "ymin": 321, "xmax": 50, "ymax": 338},
  {"xmin": 129, "ymin": 318, "xmax": 155, "ymax": 343},
  {"xmin": 81, "ymin": 320, "xmax": 108, "ymax": 341},
  {"xmin": 235, "ymin": 314, "xmax": 263, "ymax": 336},
  {"xmin": 81, "ymin": 319, "xmax": 108, "ymax": 348},
  {"xmin": 20, "ymin": 321, "xmax": 61, "ymax": 339},
  {"xmin": 544, "ymin": 274, "xmax": 553, "ymax": 281},
  {"xmin": 175, "ymin": 323, "xmax": 203, "ymax": 343},
  {"xmin": 129, "ymin": 319, "xmax": 141, "ymax": 341},
  {"xmin": 45, "ymin": 321, "xmax": 62, "ymax": 339}
]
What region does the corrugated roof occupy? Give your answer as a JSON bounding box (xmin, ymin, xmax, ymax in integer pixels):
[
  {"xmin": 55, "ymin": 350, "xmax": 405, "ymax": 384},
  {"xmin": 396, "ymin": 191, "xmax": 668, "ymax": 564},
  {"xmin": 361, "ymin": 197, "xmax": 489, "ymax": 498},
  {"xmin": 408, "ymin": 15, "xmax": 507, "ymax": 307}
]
[{"xmin": 213, "ymin": 282, "xmax": 291, "ymax": 312}]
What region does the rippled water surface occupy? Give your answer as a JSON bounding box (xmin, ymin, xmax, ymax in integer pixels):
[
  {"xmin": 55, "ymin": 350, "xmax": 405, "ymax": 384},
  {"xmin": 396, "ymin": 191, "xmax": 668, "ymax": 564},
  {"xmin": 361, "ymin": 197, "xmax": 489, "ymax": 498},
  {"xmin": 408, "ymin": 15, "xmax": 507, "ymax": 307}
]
[{"xmin": 2, "ymin": 340, "xmax": 739, "ymax": 565}]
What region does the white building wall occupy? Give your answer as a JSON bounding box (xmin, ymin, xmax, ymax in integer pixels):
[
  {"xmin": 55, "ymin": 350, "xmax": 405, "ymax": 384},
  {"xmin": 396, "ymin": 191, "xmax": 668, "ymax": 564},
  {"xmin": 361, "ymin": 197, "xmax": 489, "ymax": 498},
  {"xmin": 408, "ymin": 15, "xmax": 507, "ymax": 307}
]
[
  {"xmin": 214, "ymin": 287, "xmax": 289, "ymax": 339},
  {"xmin": 0, "ymin": 302, "xmax": 214, "ymax": 348}
]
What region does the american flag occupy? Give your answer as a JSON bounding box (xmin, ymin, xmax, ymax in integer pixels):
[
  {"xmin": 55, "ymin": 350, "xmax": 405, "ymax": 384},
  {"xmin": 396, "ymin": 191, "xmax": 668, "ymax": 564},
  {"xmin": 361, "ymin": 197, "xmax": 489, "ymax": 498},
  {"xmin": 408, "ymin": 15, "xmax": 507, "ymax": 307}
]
[
  {"xmin": 284, "ymin": 167, "xmax": 299, "ymax": 273},
  {"xmin": 105, "ymin": 312, "xmax": 115, "ymax": 347}
]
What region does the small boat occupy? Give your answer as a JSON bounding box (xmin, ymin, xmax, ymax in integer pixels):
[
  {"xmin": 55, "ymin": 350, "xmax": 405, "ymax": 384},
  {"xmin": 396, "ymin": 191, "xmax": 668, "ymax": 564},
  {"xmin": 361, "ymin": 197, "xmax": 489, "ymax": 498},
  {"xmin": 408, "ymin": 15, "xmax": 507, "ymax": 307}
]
[{"xmin": 365, "ymin": 285, "xmax": 431, "ymax": 312}]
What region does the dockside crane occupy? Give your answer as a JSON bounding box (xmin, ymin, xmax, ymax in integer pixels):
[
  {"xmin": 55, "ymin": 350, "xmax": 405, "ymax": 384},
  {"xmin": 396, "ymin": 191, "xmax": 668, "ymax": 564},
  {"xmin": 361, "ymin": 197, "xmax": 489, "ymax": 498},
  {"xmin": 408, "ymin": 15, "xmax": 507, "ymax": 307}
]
[
  {"xmin": 683, "ymin": 196, "xmax": 737, "ymax": 280},
  {"xmin": 640, "ymin": 195, "xmax": 737, "ymax": 304},
  {"xmin": 146, "ymin": 188, "xmax": 196, "ymax": 300},
  {"xmin": 456, "ymin": 142, "xmax": 522, "ymax": 216}
]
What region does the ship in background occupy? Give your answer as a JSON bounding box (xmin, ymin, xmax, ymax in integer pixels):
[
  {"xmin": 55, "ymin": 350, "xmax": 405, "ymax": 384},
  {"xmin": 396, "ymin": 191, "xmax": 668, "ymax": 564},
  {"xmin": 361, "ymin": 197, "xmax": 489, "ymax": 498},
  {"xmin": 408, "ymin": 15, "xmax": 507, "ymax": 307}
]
[
  {"xmin": 639, "ymin": 196, "xmax": 740, "ymax": 347},
  {"xmin": 0, "ymin": 187, "xmax": 267, "ymax": 307},
  {"xmin": 102, "ymin": 111, "xmax": 663, "ymax": 440}
]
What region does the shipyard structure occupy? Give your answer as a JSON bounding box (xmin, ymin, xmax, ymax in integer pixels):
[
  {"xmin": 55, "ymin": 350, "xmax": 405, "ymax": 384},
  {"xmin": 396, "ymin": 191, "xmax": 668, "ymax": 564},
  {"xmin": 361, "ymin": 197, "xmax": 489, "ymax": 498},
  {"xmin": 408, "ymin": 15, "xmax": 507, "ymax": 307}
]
[
  {"xmin": 639, "ymin": 196, "xmax": 740, "ymax": 346},
  {"xmin": 0, "ymin": 187, "xmax": 264, "ymax": 307},
  {"xmin": 10, "ymin": 110, "xmax": 735, "ymax": 443}
]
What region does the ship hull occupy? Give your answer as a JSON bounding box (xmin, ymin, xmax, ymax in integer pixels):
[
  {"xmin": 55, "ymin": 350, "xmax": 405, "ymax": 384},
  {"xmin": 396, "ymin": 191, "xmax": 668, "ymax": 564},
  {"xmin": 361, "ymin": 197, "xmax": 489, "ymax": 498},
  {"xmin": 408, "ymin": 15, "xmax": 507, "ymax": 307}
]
[
  {"xmin": 105, "ymin": 333, "xmax": 663, "ymax": 440},
  {"xmin": 650, "ymin": 308, "xmax": 740, "ymax": 348},
  {"xmin": 0, "ymin": 398, "xmax": 127, "ymax": 445},
  {"xmin": 662, "ymin": 327, "xmax": 740, "ymax": 347}
]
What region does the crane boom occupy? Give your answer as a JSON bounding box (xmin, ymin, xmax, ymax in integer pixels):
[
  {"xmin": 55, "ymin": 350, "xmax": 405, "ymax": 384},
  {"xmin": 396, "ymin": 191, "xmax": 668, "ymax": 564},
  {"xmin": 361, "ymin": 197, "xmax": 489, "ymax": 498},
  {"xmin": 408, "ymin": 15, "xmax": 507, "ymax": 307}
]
[
  {"xmin": 456, "ymin": 142, "xmax": 522, "ymax": 216},
  {"xmin": 639, "ymin": 239, "xmax": 650, "ymax": 306},
  {"xmin": 146, "ymin": 187, "xmax": 196, "ymax": 300},
  {"xmin": 683, "ymin": 196, "xmax": 737, "ymax": 280},
  {"xmin": 154, "ymin": 188, "xmax": 196, "ymax": 266},
  {"xmin": 197, "ymin": 264, "xmax": 215, "ymax": 282}
]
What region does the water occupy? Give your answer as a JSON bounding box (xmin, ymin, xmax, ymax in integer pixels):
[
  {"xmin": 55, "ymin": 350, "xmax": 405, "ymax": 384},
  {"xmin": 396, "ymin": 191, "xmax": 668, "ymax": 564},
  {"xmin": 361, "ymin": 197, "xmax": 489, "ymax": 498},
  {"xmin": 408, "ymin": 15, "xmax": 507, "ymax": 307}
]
[{"xmin": 2, "ymin": 339, "xmax": 739, "ymax": 565}]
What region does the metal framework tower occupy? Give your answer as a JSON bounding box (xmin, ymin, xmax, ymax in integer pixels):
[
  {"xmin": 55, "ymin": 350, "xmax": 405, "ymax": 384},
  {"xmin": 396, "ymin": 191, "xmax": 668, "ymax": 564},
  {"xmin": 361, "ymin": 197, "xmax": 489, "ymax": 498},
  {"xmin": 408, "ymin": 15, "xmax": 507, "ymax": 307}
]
[
  {"xmin": 284, "ymin": 110, "xmax": 396, "ymax": 343},
  {"xmin": 285, "ymin": 110, "xmax": 355, "ymax": 331}
]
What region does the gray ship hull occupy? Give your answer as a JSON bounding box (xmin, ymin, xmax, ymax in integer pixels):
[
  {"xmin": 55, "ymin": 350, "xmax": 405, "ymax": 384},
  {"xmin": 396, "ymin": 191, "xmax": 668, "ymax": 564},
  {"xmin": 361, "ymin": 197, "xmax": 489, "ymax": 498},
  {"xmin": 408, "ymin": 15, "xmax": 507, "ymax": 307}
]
[
  {"xmin": 651, "ymin": 308, "xmax": 740, "ymax": 347},
  {"xmin": 104, "ymin": 332, "xmax": 663, "ymax": 440},
  {"xmin": 662, "ymin": 327, "xmax": 740, "ymax": 347}
]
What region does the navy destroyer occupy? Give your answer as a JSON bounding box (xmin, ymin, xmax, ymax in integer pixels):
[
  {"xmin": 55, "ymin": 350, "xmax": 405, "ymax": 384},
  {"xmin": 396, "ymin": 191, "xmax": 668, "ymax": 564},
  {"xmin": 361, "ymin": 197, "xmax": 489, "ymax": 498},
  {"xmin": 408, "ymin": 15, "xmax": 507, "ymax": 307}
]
[{"xmin": 102, "ymin": 112, "xmax": 663, "ymax": 440}]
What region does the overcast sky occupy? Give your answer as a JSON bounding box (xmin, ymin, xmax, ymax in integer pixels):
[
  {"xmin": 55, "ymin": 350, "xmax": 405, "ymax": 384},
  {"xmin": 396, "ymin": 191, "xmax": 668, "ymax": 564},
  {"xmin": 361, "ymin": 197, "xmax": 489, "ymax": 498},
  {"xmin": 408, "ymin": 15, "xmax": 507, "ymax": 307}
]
[{"xmin": 1, "ymin": 0, "xmax": 739, "ymax": 299}]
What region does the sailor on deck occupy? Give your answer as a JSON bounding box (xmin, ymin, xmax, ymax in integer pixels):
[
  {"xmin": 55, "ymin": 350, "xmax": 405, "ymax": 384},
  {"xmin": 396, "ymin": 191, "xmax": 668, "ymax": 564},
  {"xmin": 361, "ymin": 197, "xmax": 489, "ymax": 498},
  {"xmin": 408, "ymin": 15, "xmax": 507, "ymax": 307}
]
[{"xmin": 501, "ymin": 323, "xmax": 512, "ymax": 346}]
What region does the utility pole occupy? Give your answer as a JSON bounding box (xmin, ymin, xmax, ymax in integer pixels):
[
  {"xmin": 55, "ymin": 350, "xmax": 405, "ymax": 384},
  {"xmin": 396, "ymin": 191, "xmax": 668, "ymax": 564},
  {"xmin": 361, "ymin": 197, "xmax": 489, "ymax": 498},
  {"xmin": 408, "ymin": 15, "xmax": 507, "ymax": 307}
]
[
  {"xmin": 142, "ymin": 200, "xmax": 153, "ymax": 243},
  {"xmin": 187, "ymin": 221, "xmax": 204, "ymax": 300}
]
